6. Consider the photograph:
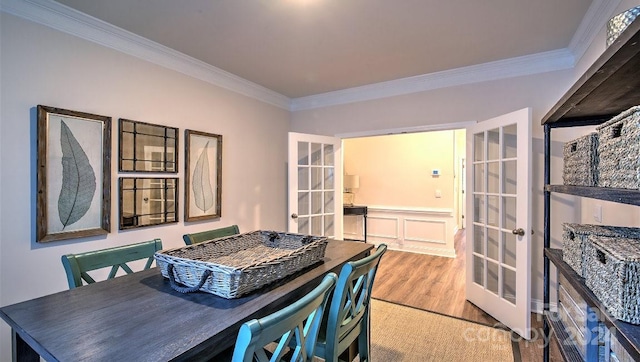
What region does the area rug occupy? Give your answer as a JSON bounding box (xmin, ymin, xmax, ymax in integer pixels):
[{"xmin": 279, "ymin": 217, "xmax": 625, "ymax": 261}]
[{"xmin": 367, "ymin": 299, "xmax": 517, "ymax": 361}]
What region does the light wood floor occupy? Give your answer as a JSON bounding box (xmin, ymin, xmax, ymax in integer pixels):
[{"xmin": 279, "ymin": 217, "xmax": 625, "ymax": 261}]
[{"xmin": 371, "ymin": 229, "xmax": 563, "ymax": 362}]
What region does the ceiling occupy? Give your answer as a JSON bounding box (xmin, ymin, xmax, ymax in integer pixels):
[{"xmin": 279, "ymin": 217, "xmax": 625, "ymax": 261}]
[{"xmin": 53, "ymin": 0, "xmax": 594, "ymax": 99}]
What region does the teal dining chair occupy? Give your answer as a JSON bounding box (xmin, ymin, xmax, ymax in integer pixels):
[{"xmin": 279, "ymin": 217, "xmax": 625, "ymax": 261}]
[
  {"xmin": 314, "ymin": 243, "xmax": 387, "ymax": 362},
  {"xmin": 61, "ymin": 238, "xmax": 163, "ymax": 289},
  {"xmin": 182, "ymin": 224, "xmax": 240, "ymax": 245},
  {"xmin": 231, "ymin": 273, "xmax": 338, "ymax": 362}
]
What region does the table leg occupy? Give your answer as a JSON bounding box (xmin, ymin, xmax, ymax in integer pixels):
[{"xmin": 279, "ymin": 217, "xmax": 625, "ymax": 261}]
[
  {"xmin": 12, "ymin": 329, "xmax": 39, "ymax": 362},
  {"xmin": 363, "ymin": 214, "xmax": 367, "ymax": 242}
]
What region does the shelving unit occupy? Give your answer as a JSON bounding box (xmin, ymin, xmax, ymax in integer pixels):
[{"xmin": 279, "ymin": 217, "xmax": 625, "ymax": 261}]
[{"xmin": 541, "ymin": 17, "xmax": 640, "ymax": 362}]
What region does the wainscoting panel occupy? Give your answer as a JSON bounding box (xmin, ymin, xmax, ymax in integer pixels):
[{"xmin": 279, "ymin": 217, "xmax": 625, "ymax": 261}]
[
  {"xmin": 367, "ymin": 215, "xmax": 399, "ymax": 240},
  {"xmin": 344, "ymin": 206, "xmax": 455, "ymax": 257},
  {"xmin": 404, "ymin": 218, "xmax": 447, "ymax": 244},
  {"xmin": 343, "ymin": 213, "xmax": 366, "ymax": 240}
]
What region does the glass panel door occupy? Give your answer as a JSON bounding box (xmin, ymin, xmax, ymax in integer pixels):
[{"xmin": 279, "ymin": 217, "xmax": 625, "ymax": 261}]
[
  {"xmin": 466, "ymin": 108, "xmax": 531, "ymax": 339},
  {"xmin": 288, "ymin": 133, "xmax": 341, "ymax": 238},
  {"xmin": 471, "ymin": 125, "xmax": 518, "ymax": 304}
]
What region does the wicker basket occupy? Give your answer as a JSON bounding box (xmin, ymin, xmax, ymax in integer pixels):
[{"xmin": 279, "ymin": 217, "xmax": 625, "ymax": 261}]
[
  {"xmin": 154, "ymin": 230, "xmax": 328, "ymax": 298},
  {"xmin": 607, "ymin": 6, "xmax": 640, "ymax": 47},
  {"xmin": 562, "ymin": 224, "xmax": 640, "ymax": 277},
  {"xmin": 584, "ymin": 235, "xmax": 640, "ymax": 325},
  {"xmin": 596, "ymin": 106, "xmax": 640, "ymax": 189},
  {"xmin": 563, "ymin": 133, "xmax": 598, "ymax": 186}
]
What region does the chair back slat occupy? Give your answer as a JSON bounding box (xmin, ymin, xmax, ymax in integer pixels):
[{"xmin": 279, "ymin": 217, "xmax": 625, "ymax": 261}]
[
  {"xmin": 79, "ymin": 272, "xmax": 96, "ymax": 285},
  {"xmin": 182, "ymin": 225, "xmax": 240, "ymax": 245},
  {"xmin": 61, "ymin": 238, "xmax": 163, "ymax": 289},
  {"xmin": 320, "ymin": 244, "xmax": 387, "ymax": 362},
  {"xmin": 232, "ymin": 273, "xmax": 337, "ymax": 362}
]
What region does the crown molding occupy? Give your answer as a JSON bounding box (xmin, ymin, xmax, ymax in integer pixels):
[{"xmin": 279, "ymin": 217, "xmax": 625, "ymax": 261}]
[
  {"xmin": 0, "ymin": 0, "xmax": 291, "ymax": 110},
  {"xmin": 567, "ymin": 0, "xmax": 622, "ymax": 66},
  {"xmin": 291, "ymin": 0, "xmax": 620, "ymax": 112},
  {"xmin": 2, "ymin": 0, "xmax": 615, "ymax": 113},
  {"xmin": 291, "ymin": 48, "xmax": 575, "ymax": 111}
]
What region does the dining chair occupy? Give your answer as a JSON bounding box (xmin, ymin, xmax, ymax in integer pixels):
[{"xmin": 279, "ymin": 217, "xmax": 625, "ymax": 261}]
[
  {"xmin": 314, "ymin": 243, "xmax": 387, "ymax": 362},
  {"xmin": 61, "ymin": 238, "xmax": 163, "ymax": 289},
  {"xmin": 182, "ymin": 224, "xmax": 240, "ymax": 245},
  {"xmin": 232, "ymin": 273, "xmax": 338, "ymax": 362}
]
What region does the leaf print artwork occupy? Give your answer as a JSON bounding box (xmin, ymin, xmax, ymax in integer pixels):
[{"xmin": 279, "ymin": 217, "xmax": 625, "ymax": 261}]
[
  {"xmin": 58, "ymin": 121, "xmax": 97, "ymax": 229},
  {"xmin": 192, "ymin": 141, "xmax": 215, "ymax": 212}
]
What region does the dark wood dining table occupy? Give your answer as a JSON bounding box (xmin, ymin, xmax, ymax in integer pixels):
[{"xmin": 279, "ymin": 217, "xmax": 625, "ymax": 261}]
[{"xmin": 1, "ymin": 240, "xmax": 372, "ymax": 362}]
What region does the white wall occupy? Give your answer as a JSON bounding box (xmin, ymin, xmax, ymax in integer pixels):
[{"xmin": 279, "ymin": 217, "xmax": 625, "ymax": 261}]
[
  {"xmin": 0, "ymin": 14, "xmax": 290, "ymax": 360},
  {"xmin": 291, "ymin": 69, "xmax": 576, "ymax": 137},
  {"xmin": 343, "ymin": 131, "xmax": 457, "ymax": 208}
]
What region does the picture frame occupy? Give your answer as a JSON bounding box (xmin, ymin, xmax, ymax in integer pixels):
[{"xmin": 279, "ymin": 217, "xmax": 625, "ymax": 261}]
[
  {"xmin": 119, "ymin": 177, "xmax": 178, "ymax": 229},
  {"xmin": 118, "ymin": 118, "xmax": 178, "ymax": 173},
  {"xmin": 37, "ymin": 105, "xmax": 111, "ymax": 242},
  {"xmin": 184, "ymin": 130, "xmax": 222, "ymax": 221}
]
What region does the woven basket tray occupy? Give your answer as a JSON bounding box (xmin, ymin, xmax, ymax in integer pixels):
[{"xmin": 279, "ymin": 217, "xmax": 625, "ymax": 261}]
[{"xmin": 154, "ymin": 230, "xmax": 328, "ymax": 298}]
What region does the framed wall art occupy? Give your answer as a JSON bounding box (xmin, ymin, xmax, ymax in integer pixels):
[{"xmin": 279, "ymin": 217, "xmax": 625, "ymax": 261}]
[
  {"xmin": 184, "ymin": 130, "xmax": 222, "ymax": 221},
  {"xmin": 37, "ymin": 105, "xmax": 111, "ymax": 242}
]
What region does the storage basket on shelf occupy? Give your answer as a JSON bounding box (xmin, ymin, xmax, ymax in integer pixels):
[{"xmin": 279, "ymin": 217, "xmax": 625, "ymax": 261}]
[
  {"xmin": 563, "ymin": 132, "xmax": 598, "ymax": 186},
  {"xmin": 607, "ymin": 6, "xmax": 640, "ymax": 47},
  {"xmin": 596, "ymin": 105, "xmax": 640, "ymax": 189},
  {"xmin": 154, "ymin": 230, "xmax": 328, "ymax": 299},
  {"xmin": 562, "ymin": 224, "xmax": 640, "ymax": 277},
  {"xmin": 584, "ymin": 235, "xmax": 640, "ymax": 325}
]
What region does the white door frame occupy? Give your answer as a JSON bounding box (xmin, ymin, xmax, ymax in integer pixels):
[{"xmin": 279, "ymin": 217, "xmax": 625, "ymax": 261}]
[{"xmin": 335, "ymin": 121, "xmax": 477, "ymax": 139}]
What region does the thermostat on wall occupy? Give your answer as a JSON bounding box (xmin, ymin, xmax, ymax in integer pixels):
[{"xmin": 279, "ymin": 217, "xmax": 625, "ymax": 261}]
[{"xmin": 432, "ymin": 169, "xmax": 440, "ymax": 177}]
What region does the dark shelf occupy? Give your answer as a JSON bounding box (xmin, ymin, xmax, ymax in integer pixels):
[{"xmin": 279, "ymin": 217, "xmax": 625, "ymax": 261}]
[
  {"xmin": 542, "ymin": 19, "xmax": 640, "ymax": 125},
  {"xmin": 545, "ymin": 311, "xmax": 585, "ymax": 362},
  {"xmin": 542, "ymin": 15, "xmax": 640, "ymax": 362},
  {"xmin": 545, "ymin": 248, "xmax": 640, "ymax": 361},
  {"xmin": 545, "ymin": 185, "xmax": 640, "ymax": 206}
]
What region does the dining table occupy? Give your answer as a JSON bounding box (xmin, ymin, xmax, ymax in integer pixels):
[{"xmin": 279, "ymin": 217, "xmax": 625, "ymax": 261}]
[{"xmin": 1, "ymin": 239, "xmax": 373, "ymax": 362}]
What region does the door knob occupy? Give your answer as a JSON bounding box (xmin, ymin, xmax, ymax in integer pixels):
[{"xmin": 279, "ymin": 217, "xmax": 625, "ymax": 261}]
[
  {"xmin": 291, "ymin": 213, "xmax": 298, "ymax": 219},
  {"xmin": 512, "ymin": 228, "xmax": 525, "ymax": 236}
]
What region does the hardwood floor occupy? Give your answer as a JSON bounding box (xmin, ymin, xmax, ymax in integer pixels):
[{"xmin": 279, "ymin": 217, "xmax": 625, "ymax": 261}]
[{"xmin": 371, "ymin": 229, "xmax": 563, "ymax": 361}]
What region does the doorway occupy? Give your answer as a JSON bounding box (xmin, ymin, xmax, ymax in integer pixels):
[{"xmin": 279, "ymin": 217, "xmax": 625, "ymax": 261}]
[
  {"xmin": 341, "ymin": 127, "xmax": 467, "ymax": 256},
  {"xmin": 338, "ymin": 108, "xmax": 533, "ymax": 346}
]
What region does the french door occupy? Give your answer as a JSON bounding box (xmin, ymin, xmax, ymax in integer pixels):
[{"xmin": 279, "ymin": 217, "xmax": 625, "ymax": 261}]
[
  {"xmin": 465, "ymin": 108, "xmax": 532, "ymax": 339},
  {"xmin": 287, "ymin": 132, "xmax": 343, "ymax": 239}
]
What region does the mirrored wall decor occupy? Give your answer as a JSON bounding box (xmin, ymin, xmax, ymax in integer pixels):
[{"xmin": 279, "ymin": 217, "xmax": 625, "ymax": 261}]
[
  {"xmin": 119, "ymin": 177, "xmax": 178, "ymax": 229},
  {"xmin": 119, "ymin": 119, "xmax": 178, "ymax": 173},
  {"xmin": 185, "ymin": 130, "xmax": 222, "ymax": 221}
]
